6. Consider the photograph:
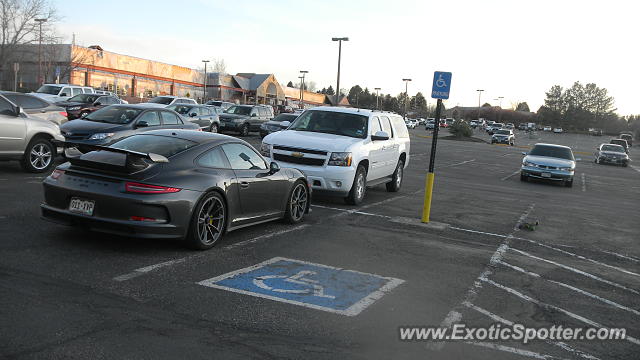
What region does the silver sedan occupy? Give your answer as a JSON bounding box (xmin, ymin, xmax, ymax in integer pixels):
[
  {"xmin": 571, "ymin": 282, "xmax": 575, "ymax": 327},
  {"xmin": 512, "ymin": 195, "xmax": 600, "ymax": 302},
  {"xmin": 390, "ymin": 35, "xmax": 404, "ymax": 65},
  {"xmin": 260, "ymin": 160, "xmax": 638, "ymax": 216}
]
[{"xmin": 520, "ymin": 143, "xmax": 576, "ymax": 187}]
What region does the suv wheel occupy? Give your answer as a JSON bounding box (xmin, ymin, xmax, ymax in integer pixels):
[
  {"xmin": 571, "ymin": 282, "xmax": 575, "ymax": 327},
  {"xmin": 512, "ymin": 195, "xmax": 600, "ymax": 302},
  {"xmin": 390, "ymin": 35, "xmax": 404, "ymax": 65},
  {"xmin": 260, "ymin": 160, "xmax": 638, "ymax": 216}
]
[
  {"xmin": 239, "ymin": 123, "xmax": 250, "ymax": 136},
  {"xmin": 345, "ymin": 165, "xmax": 367, "ymax": 205},
  {"xmin": 21, "ymin": 137, "xmax": 55, "ymax": 173},
  {"xmin": 386, "ymin": 160, "xmax": 404, "ymax": 192},
  {"xmin": 210, "ymin": 123, "xmax": 219, "ymax": 133}
]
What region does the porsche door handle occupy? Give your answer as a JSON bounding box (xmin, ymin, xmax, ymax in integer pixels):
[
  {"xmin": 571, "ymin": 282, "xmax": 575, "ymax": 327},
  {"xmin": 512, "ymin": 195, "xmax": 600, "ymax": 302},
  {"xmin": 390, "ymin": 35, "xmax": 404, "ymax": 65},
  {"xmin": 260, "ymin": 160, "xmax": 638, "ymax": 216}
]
[{"xmin": 240, "ymin": 181, "xmax": 250, "ymax": 188}]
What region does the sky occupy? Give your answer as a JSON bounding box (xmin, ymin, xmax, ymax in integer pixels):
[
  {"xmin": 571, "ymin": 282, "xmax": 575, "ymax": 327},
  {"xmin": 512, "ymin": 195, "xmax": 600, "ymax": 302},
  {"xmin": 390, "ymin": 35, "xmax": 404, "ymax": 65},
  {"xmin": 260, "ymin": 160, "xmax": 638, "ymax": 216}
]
[{"xmin": 55, "ymin": 0, "xmax": 639, "ymax": 114}]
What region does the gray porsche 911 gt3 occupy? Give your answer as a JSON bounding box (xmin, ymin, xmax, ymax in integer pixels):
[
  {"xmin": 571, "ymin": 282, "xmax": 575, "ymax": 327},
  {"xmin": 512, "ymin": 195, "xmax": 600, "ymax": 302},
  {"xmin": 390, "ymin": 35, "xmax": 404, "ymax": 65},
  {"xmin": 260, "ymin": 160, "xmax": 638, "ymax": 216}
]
[{"xmin": 41, "ymin": 129, "xmax": 310, "ymax": 249}]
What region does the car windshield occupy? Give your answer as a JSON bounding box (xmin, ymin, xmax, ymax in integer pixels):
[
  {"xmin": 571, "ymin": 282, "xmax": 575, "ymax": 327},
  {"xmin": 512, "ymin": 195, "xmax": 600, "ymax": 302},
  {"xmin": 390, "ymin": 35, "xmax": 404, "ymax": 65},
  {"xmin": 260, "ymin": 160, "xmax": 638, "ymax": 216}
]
[
  {"xmin": 110, "ymin": 135, "xmax": 197, "ymax": 158},
  {"xmin": 611, "ymin": 140, "xmax": 627, "ymax": 147},
  {"xmin": 36, "ymin": 85, "xmax": 62, "ymax": 95},
  {"xmin": 167, "ymin": 105, "xmax": 194, "ymax": 115},
  {"xmin": 225, "ymin": 106, "xmax": 252, "ymax": 115},
  {"xmin": 272, "ymin": 114, "xmax": 297, "ymax": 122},
  {"xmin": 288, "ymin": 110, "xmax": 368, "ymax": 139},
  {"xmin": 495, "ymin": 130, "xmax": 511, "ymax": 135},
  {"xmin": 148, "ymin": 97, "xmax": 173, "ymax": 104},
  {"xmin": 602, "ymin": 145, "xmax": 624, "ymax": 152},
  {"xmin": 84, "ymin": 106, "xmax": 143, "ymax": 124},
  {"xmin": 68, "ymin": 94, "xmax": 99, "ymax": 103},
  {"xmin": 529, "ymin": 145, "xmax": 574, "ymax": 160}
]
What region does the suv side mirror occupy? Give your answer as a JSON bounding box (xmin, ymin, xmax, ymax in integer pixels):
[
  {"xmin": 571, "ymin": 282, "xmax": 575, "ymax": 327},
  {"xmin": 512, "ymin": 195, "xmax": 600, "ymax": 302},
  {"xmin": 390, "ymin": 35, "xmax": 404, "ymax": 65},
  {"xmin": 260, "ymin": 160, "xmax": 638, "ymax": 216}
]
[
  {"xmin": 94, "ymin": 102, "xmax": 101, "ymax": 106},
  {"xmin": 14, "ymin": 106, "xmax": 22, "ymax": 116},
  {"xmin": 60, "ymin": 93, "xmax": 68, "ymax": 97},
  {"xmin": 251, "ymin": 113, "xmax": 257, "ymax": 117},
  {"xmin": 136, "ymin": 120, "xmax": 149, "ymax": 128},
  {"xmin": 190, "ymin": 112, "xmax": 197, "ymax": 117},
  {"xmin": 371, "ymin": 131, "xmax": 390, "ymax": 141},
  {"xmin": 269, "ymin": 162, "xmax": 280, "ymax": 174},
  {"xmin": 280, "ymin": 121, "xmax": 291, "ymax": 128}
]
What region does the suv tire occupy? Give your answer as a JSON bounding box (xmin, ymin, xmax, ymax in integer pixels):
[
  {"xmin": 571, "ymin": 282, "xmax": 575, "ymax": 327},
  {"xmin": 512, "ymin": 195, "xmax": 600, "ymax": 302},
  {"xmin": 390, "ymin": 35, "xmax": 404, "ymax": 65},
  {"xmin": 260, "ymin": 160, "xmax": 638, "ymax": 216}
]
[
  {"xmin": 345, "ymin": 165, "xmax": 367, "ymax": 205},
  {"xmin": 21, "ymin": 137, "xmax": 55, "ymax": 173},
  {"xmin": 239, "ymin": 123, "xmax": 250, "ymax": 136},
  {"xmin": 386, "ymin": 160, "xmax": 404, "ymax": 192}
]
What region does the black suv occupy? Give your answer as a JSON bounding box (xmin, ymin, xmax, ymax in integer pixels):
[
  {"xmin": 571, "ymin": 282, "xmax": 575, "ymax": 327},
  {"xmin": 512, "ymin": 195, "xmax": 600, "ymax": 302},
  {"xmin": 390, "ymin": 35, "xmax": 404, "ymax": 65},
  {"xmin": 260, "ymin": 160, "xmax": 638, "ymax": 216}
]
[{"xmin": 219, "ymin": 105, "xmax": 274, "ymax": 136}]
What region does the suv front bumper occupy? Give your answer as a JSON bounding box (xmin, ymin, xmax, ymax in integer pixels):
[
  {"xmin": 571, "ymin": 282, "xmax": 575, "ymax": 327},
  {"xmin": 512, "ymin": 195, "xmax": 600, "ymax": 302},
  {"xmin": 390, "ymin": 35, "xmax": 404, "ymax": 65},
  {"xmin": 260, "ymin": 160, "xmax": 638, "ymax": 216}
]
[{"xmin": 272, "ymin": 160, "xmax": 356, "ymax": 197}]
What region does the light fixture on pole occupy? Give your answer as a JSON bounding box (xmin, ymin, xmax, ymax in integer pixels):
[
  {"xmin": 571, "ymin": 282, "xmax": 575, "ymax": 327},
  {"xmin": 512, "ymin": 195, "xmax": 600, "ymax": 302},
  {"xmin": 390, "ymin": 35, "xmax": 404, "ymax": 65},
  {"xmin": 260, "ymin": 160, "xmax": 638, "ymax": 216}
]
[
  {"xmin": 374, "ymin": 87, "xmax": 381, "ymax": 109},
  {"xmin": 35, "ymin": 18, "xmax": 47, "ymax": 85},
  {"xmin": 299, "ymin": 70, "xmax": 308, "ymax": 109},
  {"xmin": 476, "ymin": 89, "xmax": 484, "ymax": 120},
  {"xmin": 402, "ymin": 78, "xmax": 412, "ymax": 120},
  {"xmin": 202, "ymin": 60, "xmax": 210, "ymax": 102},
  {"xmin": 494, "ymin": 96, "xmax": 504, "ymax": 108},
  {"xmin": 332, "ymin": 37, "xmax": 348, "ymax": 105}
]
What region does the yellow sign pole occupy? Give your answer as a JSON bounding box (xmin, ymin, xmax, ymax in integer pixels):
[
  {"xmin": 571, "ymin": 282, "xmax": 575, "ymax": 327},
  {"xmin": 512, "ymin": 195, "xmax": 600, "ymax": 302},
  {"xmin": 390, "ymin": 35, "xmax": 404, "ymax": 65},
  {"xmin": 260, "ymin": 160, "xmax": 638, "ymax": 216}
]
[{"xmin": 421, "ymin": 98, "xmax": 443, "ymax": 223}]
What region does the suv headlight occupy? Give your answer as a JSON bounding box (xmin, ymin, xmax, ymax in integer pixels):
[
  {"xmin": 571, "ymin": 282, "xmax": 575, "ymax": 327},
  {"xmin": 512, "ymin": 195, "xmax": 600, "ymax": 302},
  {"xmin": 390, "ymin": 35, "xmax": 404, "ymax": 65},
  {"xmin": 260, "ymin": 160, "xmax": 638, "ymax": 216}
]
[
  {"xmin": 260, "ymin": 142, "xmax": 271, "ymax": 157},
  {"xmin": 328, "ymin": 152, "xmax": 352, "ymax": 166},
  {"xmin": 89, "ymin": 132, "xmax": 114, "ymax": 140}
]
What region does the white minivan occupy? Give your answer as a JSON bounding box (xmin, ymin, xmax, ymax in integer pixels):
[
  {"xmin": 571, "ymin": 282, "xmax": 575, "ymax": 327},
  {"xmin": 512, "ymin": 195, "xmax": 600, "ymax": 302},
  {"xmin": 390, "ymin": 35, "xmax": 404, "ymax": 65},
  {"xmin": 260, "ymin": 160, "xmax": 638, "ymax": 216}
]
[{"xmin": 261, "ymin": 107, "xmax": 410, "ymax": 205}]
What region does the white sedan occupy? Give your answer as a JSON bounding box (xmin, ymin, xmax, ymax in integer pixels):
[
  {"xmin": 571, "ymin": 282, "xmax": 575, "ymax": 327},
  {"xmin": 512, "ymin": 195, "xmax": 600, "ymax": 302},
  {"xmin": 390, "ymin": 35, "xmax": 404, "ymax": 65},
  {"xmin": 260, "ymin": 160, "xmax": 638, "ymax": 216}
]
[{"xmin": 553, "ymin": 127, "xmax": 563, "ymax": 134}]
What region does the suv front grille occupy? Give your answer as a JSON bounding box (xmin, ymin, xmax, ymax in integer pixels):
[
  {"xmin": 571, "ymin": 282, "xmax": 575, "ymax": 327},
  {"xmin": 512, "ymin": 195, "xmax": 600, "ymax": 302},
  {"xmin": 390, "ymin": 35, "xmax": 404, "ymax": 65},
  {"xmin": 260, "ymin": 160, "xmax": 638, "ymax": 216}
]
[
  {"xmin": 273, "ymin": 154, "xmax": 325, "ymax": 166},
  {"xmin": 272, "ymin": 145, "xmax": 327, "ymax": 155}
]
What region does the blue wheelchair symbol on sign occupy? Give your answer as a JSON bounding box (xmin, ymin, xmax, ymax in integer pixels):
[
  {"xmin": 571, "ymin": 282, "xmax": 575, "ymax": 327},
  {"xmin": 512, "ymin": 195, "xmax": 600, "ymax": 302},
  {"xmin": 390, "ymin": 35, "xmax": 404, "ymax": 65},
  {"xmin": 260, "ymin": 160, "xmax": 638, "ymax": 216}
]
[
  {"xmin": 431, "ymin": 71, "xmax": 452, "ymax": 99},
  {"xmin": 198, "ymin": 257, "xmax": 404, "ymax": 316}
]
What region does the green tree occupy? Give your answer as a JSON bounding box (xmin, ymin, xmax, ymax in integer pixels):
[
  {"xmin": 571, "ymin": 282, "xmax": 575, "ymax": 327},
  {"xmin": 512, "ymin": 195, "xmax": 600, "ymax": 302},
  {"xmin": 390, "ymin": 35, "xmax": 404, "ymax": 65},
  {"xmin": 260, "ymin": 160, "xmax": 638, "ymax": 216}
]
[
  {"xmin": 286, "ymin": 81, "xmax": 294, "ymax": 88},
  {"xmin": 325, "ymin": 85, "xmax": 335, "ymax": 96},
  {"xmin": 482, "ymin": 102, "xmax": 492, "ymax": 107},
  {"xmin": 515, "ymin": 102, "xmax": 530, "ymax": 112},
  {"xmin": 348, "ymin": 85, "xmax": 363, "ymax": 107}
]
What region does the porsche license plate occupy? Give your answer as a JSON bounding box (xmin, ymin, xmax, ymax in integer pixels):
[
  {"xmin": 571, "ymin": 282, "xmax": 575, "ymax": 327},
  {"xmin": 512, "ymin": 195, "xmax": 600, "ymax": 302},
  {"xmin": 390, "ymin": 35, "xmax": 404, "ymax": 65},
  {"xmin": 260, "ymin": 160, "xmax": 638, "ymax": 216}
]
[{"xmin": 69, "ymin": 198, "xmax": 95, "ymax": 216}]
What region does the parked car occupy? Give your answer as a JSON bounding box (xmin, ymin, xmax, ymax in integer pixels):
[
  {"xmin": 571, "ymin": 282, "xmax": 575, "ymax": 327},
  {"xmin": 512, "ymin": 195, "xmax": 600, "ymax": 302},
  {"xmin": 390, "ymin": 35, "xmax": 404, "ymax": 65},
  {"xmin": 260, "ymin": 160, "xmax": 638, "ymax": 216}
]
[
  {"xmin": 521, "ymin": 143, "xmax": 576, "ymax": 187},
  {"xmin": 588, "ymin": 128, "xmax": 603, "ymax": 136},
  {"xmin": 553, "ymin": 127, "xmax": 563, "ymax": 134},
  {"xmin": 404, "ymin": 119, "xmax": 416, "ymax": 129},
  {"xmin": 59, "ymin": 104, "xmax": 199, "ymax": 148},
  {"xmin": 619, "ymin": 133, "xmax": 633, "ymax": 147},
  {"xmin": 0, "ymin": 93, "xmax": 65, "ymax": 172},
  {"xmin": 31, "ymin": 84, "xmax": 94, "ymax": 103},
  {"xmin": 260, "ymin": 113, "xmax": 299, "ymax": 138},
  {"xmin": 0, "ymin": 91, "xmax": 68, "ymax": 125},
  {"xmin": 518, "ymin": 123, "xmax": 527, "ymax": 130},
  {"xmin": 470, "ymin": 120, "xmax": 479, "ymax": 128},
  {"xmin": 487, "ymin": 122, "xmax": 504, "ymax": 135},
  {"xmin": 205, "ymin": 100, "xmax": 234, "ymax": 111},
  {"xmin": 491, "ymin": 129, "xmax": 515, "ymax": 145},
  {"xmin": 425, "ymin": 119, "xmax": 436, "ymax": 130},
  {"xmin": 543, "ymin": 126, "xmax": 552, "ymax": 131},
  {"xmin": 219, "ymin": 104, "xmax": 274, "ymax": 136},
  {"xmin": 146, "ymin": 96, "xmax": 197, "ymax": 107},
  {"xmin": 261, "ymin": 107, "xmax": 410, "ymax": 205},
  {"xmin": 594, "ymin": 143, "xmax": 630, "ymax": 167},
  {"xmin": 610, "ymin": 139, "xmax": 629, "ymax": 154},
  {"xmin": 276, "ymin": 104, "xmax": 294, "ymax": 114},
  {"xmin": 505, "ymin": 123, "xmax": 515, "ymax": 130},
  {"xmin": 56, "ymin": 93, "xmax": 122, "ymax": 120},
  {"xmin": 41, "ymin": 130, "xmax": 310, "ymax": 249},
  {"xmin": 167, "ymin": 104, "xmax": 220, "ymax": 133}
]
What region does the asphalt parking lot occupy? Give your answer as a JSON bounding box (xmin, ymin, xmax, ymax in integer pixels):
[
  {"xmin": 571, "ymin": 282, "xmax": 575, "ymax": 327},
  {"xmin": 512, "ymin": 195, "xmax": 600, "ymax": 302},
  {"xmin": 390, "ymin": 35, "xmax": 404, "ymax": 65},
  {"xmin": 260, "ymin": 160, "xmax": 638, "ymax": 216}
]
[{"xmin": 1, "ymin": 127, "xmax": 638, "ymax": 359}]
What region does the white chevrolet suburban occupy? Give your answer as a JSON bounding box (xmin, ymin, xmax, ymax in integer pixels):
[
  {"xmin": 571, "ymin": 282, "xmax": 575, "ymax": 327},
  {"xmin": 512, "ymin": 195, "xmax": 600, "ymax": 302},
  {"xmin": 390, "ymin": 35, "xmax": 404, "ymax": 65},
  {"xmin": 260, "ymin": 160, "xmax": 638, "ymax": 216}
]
[{"xmin": 260, "ymin": 106, "xmax": 410, "ymax": 205}]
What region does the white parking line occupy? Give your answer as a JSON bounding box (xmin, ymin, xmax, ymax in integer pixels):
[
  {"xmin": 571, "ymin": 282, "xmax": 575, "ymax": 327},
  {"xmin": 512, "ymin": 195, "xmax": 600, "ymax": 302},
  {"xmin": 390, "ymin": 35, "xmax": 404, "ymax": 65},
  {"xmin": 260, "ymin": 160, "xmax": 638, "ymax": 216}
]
[
  {"xmin": 465, "ymin": 341, "xmax": 571, "ymax": 360},
  {"xmin": 581, "ymin": 173, "xmax": 586, "ymax": 192},
  {"xmin": 440, "ymin": 159, "xmax": 476, "ymax": 168},
  {"xmin": 113, "ymin": 258, "xmax": 190, "ymax": 281},
  {"xmin": 223, "ymin": 224, "xmax": 310, "ymax": 249},
  {"xmin": 630, "ymin": 165, "xmax": 640, "ymax": 174},
  {"xmin": 465, "ymin": 301, "xmax": 600, "ymax": 360},
  {"xmin": 499, "ymin": 261, "xmax": 640, "ymax": 316},
  {"xmin": 431, "ymin": 204, "xmax": 534, "ymax": 350},
  {"xmin": 509, "ymin": 247, "xmax": 640, "ymax": 295},
  {"xmin": 501, "ymin": 170, "xmax": 520, "ymax": 181},
  {"xmin": 312, "ymin": 204, "xmax": 391, "ymax": 218},
  {"xmin": 483, "ymin": 278, "xmax": 640, "ymax": 346}
]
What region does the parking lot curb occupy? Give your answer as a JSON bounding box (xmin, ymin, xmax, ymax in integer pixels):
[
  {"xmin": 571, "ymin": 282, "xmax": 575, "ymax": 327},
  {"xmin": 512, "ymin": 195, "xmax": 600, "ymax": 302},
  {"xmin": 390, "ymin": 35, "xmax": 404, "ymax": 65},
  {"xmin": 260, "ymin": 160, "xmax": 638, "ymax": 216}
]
[{"xmin": 389, "ymin": 216, "xmax": 450, "ymax": 231}]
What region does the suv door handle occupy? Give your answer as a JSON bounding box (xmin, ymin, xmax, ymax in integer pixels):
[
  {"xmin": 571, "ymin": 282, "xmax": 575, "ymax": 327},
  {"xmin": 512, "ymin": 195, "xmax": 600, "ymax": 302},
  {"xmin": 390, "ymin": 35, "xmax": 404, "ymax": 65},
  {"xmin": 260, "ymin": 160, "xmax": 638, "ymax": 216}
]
[{"xmin": 240, "ymin": 181, "xmax": 250, "ymax": 188}]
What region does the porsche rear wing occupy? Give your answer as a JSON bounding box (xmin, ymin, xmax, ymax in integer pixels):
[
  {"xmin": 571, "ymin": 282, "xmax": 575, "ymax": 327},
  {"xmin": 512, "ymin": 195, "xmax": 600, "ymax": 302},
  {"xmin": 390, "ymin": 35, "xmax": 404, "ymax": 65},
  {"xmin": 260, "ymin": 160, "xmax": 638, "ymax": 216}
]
[{"xmin": 58, "ymin": 141, "xmax": 169, "ymax": 174}]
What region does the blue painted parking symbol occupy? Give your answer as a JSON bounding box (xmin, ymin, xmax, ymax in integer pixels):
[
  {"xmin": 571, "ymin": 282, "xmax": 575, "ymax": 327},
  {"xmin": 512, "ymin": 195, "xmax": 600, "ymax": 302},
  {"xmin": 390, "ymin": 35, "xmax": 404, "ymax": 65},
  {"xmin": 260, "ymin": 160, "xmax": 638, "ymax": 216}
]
[{"xmin": 198, "ymin": 257, "xmax": 404, "ymax": 316}]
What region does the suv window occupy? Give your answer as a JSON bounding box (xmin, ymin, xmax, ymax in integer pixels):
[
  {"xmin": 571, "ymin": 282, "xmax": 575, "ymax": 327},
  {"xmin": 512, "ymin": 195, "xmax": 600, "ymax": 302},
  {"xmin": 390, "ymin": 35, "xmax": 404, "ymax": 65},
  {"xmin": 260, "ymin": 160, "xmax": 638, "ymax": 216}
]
[
  {"xmin": 258, "ymin": 107, "xmax": 267, "ymax": 117},
  {"xmin": 4, "ymin": 94, "xmax": 47, "ymax": 109},
  {"xmin": 250, "ymin": 108, "xmax": 259, "ymax": 117},
  {"xmin": 61, "ymin": 87, "xmax": 71, "ymax": 96},
  {"xmin": 137, "ymin": 111, "xmax": 161, "ymax": 126},
  {"xmin": 370, "ymin": 116, "xmax": 382, "ymax": 134},
  {"xmin": 379, "ymin": 116, "xmax": 394, "ymax": 138},
  {"xmin": 0, "ymin": 96, "xmax": 14, "ymax": 115},
  {"xmin": 160, "ymin": 111, "xmax": 180, "ymax": 125},
  {"xmin": 390, "ymin": 116, "xmax": 409, "ymax": 138},
  {"xmin": 96, "ymin": 96, "xmax": 108, "ymax": 105},
  {"xmin": 197, "ymin": 146, "xmax": 230, "ymax": 168},
  {"xmin": 71, "ymin": 88, "xmax": 82, "ymax": 96},
  {"xmin": 221, "ymin": 143, "xmax": 267, "ymax": 170},
  {"xmin": 82, "ymin": 88, "xmax": 92, "ymax": 93}
]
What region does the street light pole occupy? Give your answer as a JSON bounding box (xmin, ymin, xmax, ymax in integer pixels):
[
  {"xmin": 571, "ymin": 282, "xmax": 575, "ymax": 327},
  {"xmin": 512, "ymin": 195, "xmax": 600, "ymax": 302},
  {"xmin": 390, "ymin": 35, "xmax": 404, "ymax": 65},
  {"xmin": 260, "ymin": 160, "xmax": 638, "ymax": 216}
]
[
  {"xmin": 374, "ymin": 87, "xmax": 381, "ymax": 110},
  {"xmin": 476, "ymin": 89, "xmax": 484, "ymax": 120},
  {"xmin": 332, "ymin": 37, "xmax": 348, "ymax": 105},
  {"xmin": 402, "ymin": 78, "xmax": 412, "ymax": 120},
  {"xmin": 202, "ymin": 59, "xmax": 209, "ymax": 103},
  {"xmin": 299, "ymin": 70, "xmax": 308, "ymax": 110},
  {"xmin": 35, "ymin": 18, "xmax": 47, "ymax": 85}
]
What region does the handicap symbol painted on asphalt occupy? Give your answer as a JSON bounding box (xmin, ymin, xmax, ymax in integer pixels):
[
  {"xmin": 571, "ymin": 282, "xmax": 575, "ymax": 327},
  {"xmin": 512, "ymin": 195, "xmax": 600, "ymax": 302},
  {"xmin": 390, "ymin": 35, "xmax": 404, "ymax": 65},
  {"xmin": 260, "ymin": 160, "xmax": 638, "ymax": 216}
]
[{"xmin": 197, "ymin": 257, "xmax": 404, "ymax": 316}]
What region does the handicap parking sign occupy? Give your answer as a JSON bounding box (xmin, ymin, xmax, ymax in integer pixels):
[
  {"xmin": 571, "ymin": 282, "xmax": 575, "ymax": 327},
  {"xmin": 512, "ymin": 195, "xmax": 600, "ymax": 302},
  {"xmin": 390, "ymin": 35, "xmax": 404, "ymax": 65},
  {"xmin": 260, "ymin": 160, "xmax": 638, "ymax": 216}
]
[
  {"xmin": 198, "ymin": 257, "xmax": 404, "ymax": 316},
  {"xmin": 431, "ymin": 71, "xmax": 452, "ymax": 99}
]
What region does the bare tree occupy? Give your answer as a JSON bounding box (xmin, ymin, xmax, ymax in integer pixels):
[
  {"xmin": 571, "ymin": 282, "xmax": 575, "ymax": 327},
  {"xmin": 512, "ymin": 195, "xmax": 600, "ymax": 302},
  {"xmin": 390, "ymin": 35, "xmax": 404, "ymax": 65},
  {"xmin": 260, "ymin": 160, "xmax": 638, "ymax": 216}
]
[
  {"xmin": 0, "ymin": 0, "xmax": 57, "ymax": 68},
  {"xmin": 213, "ymin": 58, "xmax": 227, "ymax": 74}
]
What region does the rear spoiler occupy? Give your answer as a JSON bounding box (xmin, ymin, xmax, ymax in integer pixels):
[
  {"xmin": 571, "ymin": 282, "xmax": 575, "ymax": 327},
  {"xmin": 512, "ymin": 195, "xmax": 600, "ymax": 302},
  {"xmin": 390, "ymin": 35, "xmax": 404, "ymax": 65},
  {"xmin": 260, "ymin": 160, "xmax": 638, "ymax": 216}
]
[{"xmin": 59, "ymin": 141, "xmax": 168, "ymax": 174}]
